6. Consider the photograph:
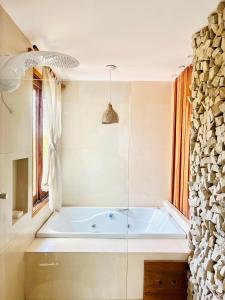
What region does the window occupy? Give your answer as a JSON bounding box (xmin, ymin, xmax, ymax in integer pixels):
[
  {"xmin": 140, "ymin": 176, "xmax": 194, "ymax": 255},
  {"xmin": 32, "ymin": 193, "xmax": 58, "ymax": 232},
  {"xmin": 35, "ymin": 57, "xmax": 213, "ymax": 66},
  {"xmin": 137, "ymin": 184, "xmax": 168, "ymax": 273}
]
[{"xmin": 32, "ymin": 69, "xmax": 48, "ymax": 210}]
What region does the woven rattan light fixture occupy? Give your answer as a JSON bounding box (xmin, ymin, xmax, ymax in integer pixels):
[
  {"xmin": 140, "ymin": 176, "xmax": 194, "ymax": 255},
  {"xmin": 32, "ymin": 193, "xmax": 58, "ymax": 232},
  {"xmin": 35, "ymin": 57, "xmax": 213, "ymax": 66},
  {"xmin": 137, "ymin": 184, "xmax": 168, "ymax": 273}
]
[{"xmin": 102, "ymin": 65, "xmax": 119, "ymax": 124}]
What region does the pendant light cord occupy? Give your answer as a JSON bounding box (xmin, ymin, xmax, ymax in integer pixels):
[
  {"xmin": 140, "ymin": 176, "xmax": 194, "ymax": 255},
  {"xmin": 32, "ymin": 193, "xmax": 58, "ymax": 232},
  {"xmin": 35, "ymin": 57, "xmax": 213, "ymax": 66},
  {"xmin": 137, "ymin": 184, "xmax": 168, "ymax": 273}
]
[
  {"xmin": 109, "ymin": 66, "xmax": 111, "ymax": 103},
  {"xmin": 106, "ymin": 64, "xmax": 116, "ymax": 104}
]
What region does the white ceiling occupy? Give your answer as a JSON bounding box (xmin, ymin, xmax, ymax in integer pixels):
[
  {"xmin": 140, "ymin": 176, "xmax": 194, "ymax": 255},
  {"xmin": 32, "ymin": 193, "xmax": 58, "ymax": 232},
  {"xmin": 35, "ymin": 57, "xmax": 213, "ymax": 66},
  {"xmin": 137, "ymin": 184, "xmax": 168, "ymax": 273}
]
[{"xmin": 1, "ymin": 0, "xmax": 219, "ymax": 81}]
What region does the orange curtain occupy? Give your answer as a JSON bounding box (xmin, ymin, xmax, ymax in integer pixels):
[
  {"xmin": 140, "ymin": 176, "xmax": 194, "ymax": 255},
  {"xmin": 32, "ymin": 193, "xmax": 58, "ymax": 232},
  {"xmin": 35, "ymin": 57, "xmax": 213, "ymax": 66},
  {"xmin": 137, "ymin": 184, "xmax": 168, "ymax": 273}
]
[{"xmin": 170, "ymin": 66, "xmax": 192, "ymax": 219}]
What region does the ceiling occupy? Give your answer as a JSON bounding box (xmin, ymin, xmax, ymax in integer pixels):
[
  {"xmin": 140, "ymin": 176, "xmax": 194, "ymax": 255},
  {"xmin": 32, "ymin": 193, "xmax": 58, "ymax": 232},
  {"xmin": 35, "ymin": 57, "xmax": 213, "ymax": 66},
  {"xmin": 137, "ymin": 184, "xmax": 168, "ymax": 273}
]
[{"xmin": 1, "ymin": 0, "xmax": 219, "ymax": 81}]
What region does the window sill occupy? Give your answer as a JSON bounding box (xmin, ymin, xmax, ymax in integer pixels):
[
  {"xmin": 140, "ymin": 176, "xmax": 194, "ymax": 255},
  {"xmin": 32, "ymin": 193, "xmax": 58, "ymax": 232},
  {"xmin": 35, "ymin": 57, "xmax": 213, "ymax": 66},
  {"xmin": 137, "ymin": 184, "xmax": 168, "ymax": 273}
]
[{"xmin": 32, "ymin": 198, "xmax": 48, "ymax": 217}]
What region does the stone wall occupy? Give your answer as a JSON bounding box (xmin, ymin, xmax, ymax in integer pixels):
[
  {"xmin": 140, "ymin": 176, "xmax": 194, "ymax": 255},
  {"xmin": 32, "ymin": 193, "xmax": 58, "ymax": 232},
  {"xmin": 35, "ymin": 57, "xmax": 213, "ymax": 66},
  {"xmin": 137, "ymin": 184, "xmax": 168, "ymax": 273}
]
[{"xmin": 189, "ymin": 2, "xmax": 225, "ymax": 299}]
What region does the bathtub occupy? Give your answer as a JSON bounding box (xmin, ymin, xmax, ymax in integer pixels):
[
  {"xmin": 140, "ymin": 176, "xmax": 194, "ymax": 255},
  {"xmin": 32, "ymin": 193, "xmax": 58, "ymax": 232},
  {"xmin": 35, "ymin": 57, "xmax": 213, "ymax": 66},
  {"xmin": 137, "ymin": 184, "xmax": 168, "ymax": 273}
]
[{"xmin": 37, "ymin": 207, "xmax": 186, "ymax": 239}]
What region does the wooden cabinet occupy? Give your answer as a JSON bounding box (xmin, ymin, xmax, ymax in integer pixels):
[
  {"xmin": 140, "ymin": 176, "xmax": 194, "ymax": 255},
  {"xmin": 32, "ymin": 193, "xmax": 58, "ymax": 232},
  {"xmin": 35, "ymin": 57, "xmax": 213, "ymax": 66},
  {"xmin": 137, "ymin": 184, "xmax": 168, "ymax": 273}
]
[{"xmin": 143, "ymin": 261, "xmax": 188, "ymax": 300}]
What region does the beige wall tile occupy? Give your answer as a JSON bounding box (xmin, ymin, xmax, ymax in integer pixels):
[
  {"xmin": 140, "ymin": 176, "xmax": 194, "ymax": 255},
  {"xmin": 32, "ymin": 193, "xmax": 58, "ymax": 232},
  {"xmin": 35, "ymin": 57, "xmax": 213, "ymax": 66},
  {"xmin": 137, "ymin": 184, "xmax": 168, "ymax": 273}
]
[
  {"xmin": 0, "ymin": 5, "xmax": 51, "ymax": 300},
  {"xmin": 129, "ymin": 82, "xmax": 172, "ymax": 206},
  {"xmin": 62, "ymin": 81, "xmax": 130, "ymax": 207},
  {"xmin": 25, "ymin": 252, "xmax": 128, "ymax": 300},
  {"xmin": 0, "ymin": 73, "xmax": 33, "ymax": 155}
]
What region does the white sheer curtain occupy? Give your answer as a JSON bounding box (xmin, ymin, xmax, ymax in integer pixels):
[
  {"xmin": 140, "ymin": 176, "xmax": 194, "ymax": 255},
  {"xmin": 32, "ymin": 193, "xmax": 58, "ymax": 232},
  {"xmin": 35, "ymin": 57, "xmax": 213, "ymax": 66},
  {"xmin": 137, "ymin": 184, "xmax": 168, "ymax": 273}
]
[{"xmin": 42, "ymin": 67, "xmax": 62, "ymax": 211}]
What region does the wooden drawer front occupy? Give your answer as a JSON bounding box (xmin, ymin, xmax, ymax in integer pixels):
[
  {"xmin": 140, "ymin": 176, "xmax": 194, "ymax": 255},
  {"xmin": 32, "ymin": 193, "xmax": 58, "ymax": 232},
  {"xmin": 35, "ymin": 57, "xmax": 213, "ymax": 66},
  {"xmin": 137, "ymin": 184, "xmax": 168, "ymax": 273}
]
[{"xmin": 143, "ymin": 261, "xmax": 188, "ymax": 300}]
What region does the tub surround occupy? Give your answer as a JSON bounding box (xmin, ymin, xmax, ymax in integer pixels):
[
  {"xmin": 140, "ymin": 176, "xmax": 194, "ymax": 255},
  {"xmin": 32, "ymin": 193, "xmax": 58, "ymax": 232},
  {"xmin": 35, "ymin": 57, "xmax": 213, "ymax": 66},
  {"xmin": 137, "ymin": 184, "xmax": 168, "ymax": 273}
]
[
  {"xmin": 25, "ymin": 238, "xmax": 188, "ymax": 300},
  {"xmin": 26, "ymin": 204, "xmax": 189, "ymax": 300},
  {"xmin": 26, "ymin": 201, "xmax": 188, "ymax": 300},
  {"xmin": 189, "ymin": 2, "xmax": 225, "ymax": 299}
]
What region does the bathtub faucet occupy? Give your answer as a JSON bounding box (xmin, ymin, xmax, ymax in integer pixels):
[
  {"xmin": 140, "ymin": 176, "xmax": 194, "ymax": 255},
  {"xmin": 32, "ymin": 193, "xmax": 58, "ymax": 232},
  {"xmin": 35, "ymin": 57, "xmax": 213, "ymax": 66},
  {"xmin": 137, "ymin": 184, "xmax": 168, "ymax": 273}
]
[{"xmin": 116, "ymin": 208, "xmax": 129, "ymax": 213}]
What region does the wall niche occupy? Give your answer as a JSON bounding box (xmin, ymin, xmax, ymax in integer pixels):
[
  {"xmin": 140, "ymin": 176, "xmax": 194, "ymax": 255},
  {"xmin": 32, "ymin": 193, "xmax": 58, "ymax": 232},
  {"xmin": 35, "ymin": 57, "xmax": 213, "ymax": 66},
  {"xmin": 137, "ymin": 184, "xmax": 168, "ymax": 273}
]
[{"xmin": 12, "ymin": 158, "xmax": 28, "ymax": 223}]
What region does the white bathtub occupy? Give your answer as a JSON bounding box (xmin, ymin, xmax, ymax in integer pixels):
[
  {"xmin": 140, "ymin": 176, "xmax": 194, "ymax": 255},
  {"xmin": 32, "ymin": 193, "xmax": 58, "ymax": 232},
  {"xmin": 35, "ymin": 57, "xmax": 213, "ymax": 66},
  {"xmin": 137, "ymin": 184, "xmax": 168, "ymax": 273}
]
[{"xmin": 37, "ymin": 207, "xmax": 186, "ymax": 239}]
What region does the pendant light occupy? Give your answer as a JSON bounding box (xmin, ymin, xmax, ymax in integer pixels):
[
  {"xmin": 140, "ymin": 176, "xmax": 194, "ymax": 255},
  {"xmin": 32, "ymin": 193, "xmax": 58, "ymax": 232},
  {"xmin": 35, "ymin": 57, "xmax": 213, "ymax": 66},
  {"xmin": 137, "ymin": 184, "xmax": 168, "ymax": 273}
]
[{"xmin": 102, "ymin": 65, "xmax": 119, "ymax": 124}]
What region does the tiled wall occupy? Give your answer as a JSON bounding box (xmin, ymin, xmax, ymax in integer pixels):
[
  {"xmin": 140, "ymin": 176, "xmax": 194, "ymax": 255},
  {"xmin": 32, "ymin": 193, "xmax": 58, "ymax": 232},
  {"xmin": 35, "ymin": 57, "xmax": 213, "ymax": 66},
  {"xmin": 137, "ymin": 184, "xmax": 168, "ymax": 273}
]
[
  {"xmin": 61, "ymin": 81, "xmax": 172, "ymax": 207},
  {"xmin": 129, "ymin": 82, "xmax": 172, "ymax": 207},
  {"xmin": 0, "ymin": 6, "xmax": 51, "ymax": 300}
]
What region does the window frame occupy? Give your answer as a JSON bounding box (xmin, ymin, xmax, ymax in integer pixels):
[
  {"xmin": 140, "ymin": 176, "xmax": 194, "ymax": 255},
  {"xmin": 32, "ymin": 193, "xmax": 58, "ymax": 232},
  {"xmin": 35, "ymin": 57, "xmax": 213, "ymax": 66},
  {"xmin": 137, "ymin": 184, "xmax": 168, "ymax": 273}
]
[
  {"xmin": 170, "ymin": 66, "xmax": 192, "ymax": 219},
  {"xmin": 32, "ymin": 68, "xmax": 48, "ymax": 215}
]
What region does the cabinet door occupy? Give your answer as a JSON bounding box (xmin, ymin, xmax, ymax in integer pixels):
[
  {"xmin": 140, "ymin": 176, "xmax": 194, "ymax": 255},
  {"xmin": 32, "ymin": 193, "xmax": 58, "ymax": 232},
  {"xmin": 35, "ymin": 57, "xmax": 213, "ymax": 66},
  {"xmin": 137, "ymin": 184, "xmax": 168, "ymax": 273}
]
[{"xmin": 143, "ymin": 261, "xmax": 188, "ymax": 300}]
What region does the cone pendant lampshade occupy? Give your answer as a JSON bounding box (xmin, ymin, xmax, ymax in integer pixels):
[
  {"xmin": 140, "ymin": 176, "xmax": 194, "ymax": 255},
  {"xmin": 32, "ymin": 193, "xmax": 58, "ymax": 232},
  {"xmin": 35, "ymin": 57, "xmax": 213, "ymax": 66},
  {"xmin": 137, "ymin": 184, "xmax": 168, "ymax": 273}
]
[
  {"xmin": 102, "ymin": 102, "xmax": 119, "ymax": 124},
  {"xmin": 102, "ymin": 64, "xmax": 119, "ymax": 124}
]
